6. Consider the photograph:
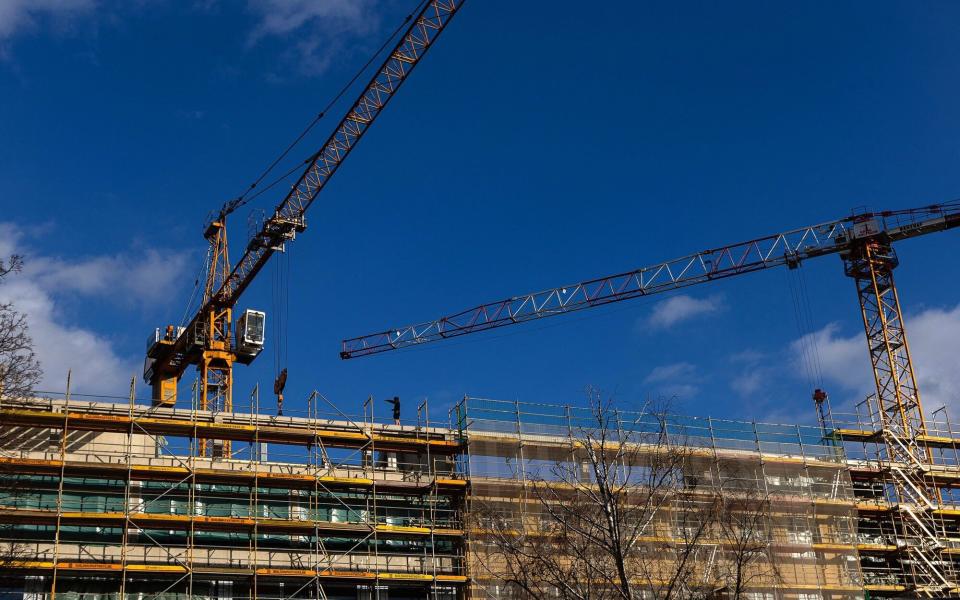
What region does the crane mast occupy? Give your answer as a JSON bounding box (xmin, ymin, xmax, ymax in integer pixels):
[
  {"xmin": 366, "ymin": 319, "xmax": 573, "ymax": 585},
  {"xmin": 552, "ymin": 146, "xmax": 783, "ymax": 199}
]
[
  {"xmin": 841, "ymin": 228, "xmax": 955, "ymax": 593},
  {"xmin": 843, "ymin": 238, "xmax": 926, "ymax": 441},
  {"xmin": 143, "ymin": 0, "xmax": 466, "ymax": 447}
]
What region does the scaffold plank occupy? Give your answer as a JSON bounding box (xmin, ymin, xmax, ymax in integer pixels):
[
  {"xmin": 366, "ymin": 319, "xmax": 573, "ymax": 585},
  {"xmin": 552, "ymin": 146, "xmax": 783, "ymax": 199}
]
[
  {"xmin": 0, "ymin": 508, "xmax": 464, "ymax": 537},
  {"xmin": 0, "ymin": 455, "xmax": 465, "ymax": 495},
  {"xmin": 0, "ymin": 407, "xmax": 462, "ymax": 451},
  {"xmin": 3, "ymin": 562, "xmax": 466, "ymax": 583}
]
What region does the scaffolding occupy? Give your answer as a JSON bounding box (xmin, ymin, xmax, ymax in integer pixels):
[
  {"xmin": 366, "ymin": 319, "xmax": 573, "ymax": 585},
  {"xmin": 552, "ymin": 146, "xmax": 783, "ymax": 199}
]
[
  {"xmin": 9, "ymin": 390, "xmax": 960, "ymax": 599},
  {"xmin": 455, "ymin": 397, "xmax": 864, "ymax": 600},
  {"xmin": 824, "ymin": 395, "xmax": 960, "ymax": 596},
  {"xmin": 0, "ymin": 390, "xmax": 468, "ymax": 600}
]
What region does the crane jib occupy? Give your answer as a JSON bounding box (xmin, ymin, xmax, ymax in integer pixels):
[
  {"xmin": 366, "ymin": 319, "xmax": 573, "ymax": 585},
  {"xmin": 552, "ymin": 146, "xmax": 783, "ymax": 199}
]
[
  {"xmin": 340, "ymin": 201, "xmax": 960, "ymax": 359},
  {"xmin": 147, "ymin": 0, "xmax": 466, "ymax": 384},
  {"xmin": 216, "ymin": 0, "xmax": 465, "ymax": 311}
]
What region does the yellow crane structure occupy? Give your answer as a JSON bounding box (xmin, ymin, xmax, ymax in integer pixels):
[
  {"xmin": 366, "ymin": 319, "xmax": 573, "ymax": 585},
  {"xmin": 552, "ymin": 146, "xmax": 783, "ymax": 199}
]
[
  {"xmin": 142, "ymin": 0, "xmax": 465, "ymax": 456},
  {"xmin": 343, "ymin": 203, "xmax": 960, "ymax": 593}
]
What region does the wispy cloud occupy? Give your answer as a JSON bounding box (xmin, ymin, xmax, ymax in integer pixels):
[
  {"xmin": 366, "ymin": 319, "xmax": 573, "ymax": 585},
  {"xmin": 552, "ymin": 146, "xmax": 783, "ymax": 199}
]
[
  {"xmin": 727, "ymin": 348, "xmax": 772, "ymax": 397},
  {"xmin": 245, "ymin": 0, "xmax": 379, "ymax": 77},
  {"xmin": 1, "ymin": 1, "xmax": 384, "ymax": 76},
  {"xmin": 730, "ymin": 349, "xmax": 764, "ymax": 364},
  {"xmin": 0, "ymin": 0, "xmax": 96, "ymax": 52},
  {"xmin": 0, "ymin": 223, "xmax": 189, "ymax": 395},
  {"xmin": 789, "ymin": 308, "xmax": 960, "ymax": 413},
  {"xmin": 730, "ymin": 369, "xmax": 764, "ymax": 396},
  {"xmin": 641, "ymin": 293, "xmax": 724, "ymax": 331},
  {"xmin": 643, "ymin": 361, "xmax": 699, "ymax": 399},
  {"xmin": 644, "ymin": 362, "xmax": 696, "ymax": 384},
  {"xmin": 789, "ymin": 323, "xmax": 868, "ymax": 393}
]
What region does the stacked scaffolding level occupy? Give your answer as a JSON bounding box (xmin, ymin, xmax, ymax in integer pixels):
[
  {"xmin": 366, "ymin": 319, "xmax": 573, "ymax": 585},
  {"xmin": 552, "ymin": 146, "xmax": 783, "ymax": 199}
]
[
  {"xmin": 456, "ymin": 397, "xmax": 864, "ymax": 600},
  {"xmin": 8, "ymin": 391, "xmax": 960, "ymax": 599},
  {"xmin": 826, "ymin": 396, "xmax": 960, "ymax": 596},
  {"xmin": 0, "ymin": 392, "xmax": 468, "ymax": 600}
]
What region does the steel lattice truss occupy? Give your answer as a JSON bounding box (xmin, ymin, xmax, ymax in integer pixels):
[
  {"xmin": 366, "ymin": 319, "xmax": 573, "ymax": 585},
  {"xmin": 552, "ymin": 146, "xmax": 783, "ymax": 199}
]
[
  {"xmin": 341, "ymin": 202, "xmax": 960, "ymax": 358},
  {"xmin": 216, "ymin": 0, "xmax": 464, "ymax": 309},
  {"xmin": 152, "ymin": 0, "xmax": 464, "ymax": 379},
  {"xmin": 853, "ymin": 249, "xmax": 924, "ymax": 437},
  {"xmin": 845, "ymin": 242, "xmax": 956, "ymax": 593}
]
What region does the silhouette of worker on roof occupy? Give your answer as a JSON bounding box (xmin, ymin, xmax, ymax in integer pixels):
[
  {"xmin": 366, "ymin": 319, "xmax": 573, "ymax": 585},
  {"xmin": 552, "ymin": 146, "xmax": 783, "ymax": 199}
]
[{"xmin": 385, "ymin": 396, "xmax": 400, "ymax": 426}]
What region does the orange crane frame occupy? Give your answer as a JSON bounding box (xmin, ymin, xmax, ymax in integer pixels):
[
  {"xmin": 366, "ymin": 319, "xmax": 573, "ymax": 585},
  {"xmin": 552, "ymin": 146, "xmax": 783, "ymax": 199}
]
[{"xmin": 142, "ymin": 1, "xmax": 466, "ymax": 450}]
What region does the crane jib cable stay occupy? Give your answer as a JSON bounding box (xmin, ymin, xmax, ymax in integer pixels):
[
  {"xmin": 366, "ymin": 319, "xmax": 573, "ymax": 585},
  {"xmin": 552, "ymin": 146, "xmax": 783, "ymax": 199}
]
[
  {"xmin": 221, "ymin": 0, "xmax": 432, "ymax": 221},
  {"xmin": 142, "ymin": 0, "xmax": 466, "ymax": 445}
]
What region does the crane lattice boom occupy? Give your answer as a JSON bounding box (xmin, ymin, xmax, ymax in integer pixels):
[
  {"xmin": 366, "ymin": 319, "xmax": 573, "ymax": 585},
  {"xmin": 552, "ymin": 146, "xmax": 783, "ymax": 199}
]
[
  {"xmin": 146, "ymin": 0, "xmax": 465, "ymax": 407},
  {"xmin": 340, "ymin": 202, "xmax": 960, "ymax": 359},
  {"xmin": 214, "ymin": 0, "xmax": 464, "ymax": 310}
]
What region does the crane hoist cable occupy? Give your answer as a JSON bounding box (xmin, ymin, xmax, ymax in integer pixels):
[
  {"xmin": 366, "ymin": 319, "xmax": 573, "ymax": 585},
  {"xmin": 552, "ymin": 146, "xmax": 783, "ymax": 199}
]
[
  {"xmin": 797, "ymin": 260, "xmax": 825, "ymax": 387},
  {"xmin": 271, "ymin": 247, "xmax": 291, "ymax": 416},
  {"xmin": 177, "ymin": 248, "xmax": 211, "ymax": 331},
  {"xmin": 221, "ymin": 0, "xmax": 430, "ymax": 220},
  {"xmin": 145, "ymin": 0, "xmax": 467, "ymax": 413},
  {"xmin": 785, "ymin": 262, "xmax": 823, "ymax": 394}
]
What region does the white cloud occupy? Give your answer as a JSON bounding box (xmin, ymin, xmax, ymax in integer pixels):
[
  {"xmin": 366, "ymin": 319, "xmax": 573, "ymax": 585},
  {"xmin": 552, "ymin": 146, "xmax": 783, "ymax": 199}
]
[
  {"xmin": 790, "ymin": 323, "xmax": 869, "ymax": 393},
  {"xmin": 643, "ymin": 362, "xmax": 699, "ymax": 399},
  {"xmin": 246, "ymin": 0, "xmax": 378, "ymax": 76},
  {"xmin": 644, "ymin": 362, "xmax": 696, "ymax": 384},
  {"xmin": 727, "ymin": 349, "xmax": 778, "ymax": 398},
  {"xmin": 0, "ymin": 0, "xmax": 95, "ymax": 43},
  {"xmin": 730, "ymin": 369, "xmax": 764, "ymax": 396},
  {"xmin": 30, "ymin": 249, "xmax": 187, "ymax": 308},
  {"xmin": 642, "ymin": 294, "xmax": 724, "ymax": 331},
  {"xmin": 900, "ymin": 304, "xmax": 960, "ymax": 412},
  {"xmin": 0, "ymin": 223, "xmax": 189, "ymax": 396},
  {"xmin": 790, "ymin": 306, "xmax": 960, "ymax": 413}
]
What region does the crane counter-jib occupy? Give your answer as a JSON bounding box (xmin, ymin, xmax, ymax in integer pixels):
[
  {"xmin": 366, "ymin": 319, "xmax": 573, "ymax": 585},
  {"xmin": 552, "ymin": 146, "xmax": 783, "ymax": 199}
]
[{"xmin": 340, "ymin": 202, "xmax": 960, "ymax": 358}]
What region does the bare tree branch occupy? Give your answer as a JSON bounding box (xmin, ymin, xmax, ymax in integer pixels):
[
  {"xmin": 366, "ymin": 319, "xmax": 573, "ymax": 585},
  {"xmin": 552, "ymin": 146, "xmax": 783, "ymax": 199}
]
[
  {"xmin": 470, "ymin": 390, "xmax": 781, "ymax": 600},
  {"xmin": 0, "ymin": 255, "xmax": 38, "ymax": 572},
  {"xmin": 0, "ymin": 303, "xmax": 42, "ymax": 401},
  {"xmin": 0, "ymin": 255, "xmax": 23, "ymax": 280}
]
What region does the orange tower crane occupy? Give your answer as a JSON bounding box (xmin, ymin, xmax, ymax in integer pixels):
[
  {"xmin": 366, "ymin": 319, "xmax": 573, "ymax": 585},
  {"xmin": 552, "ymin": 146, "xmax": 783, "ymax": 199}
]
[{"xmin": 143, "ymin": 0, "xmax": 465, "ymax": 456}]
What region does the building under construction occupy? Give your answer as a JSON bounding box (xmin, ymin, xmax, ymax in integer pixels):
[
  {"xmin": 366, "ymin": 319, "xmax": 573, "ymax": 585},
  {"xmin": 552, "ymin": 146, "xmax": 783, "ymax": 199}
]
[
  {"xmin": 2, "ymin": 390, "xmax": 960, "ymax": 599},
  {"xmin": 3, "ymin": 0, "xmax": 960, "ymax": 596}
]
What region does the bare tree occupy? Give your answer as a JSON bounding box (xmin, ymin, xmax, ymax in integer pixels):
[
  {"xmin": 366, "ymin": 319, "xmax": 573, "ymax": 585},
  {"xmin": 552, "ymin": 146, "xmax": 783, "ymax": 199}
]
[
  {"xmin": 0, "ymin": 255, "xmax": 23, "ymax": 280},
  {"xmin": 0, "ymin": 305, "xmax": 42, "ymax": 401},
  {"xmin": 0, "ymin": 254, "xmax": 35, "ymax": 573},
  {"xmin": 470, "ymin": 392, "xmax": 779, "ymax": 600},
  {"xmin": 710, "ymin": 462, "xmax": 780, "ymax": 600},
  {"xmin": 0, "ymin": 255, "xmax": 41, "ymax": 401},
  {"xmin": 472, "ymin": 392, "xmax": 713, "ymax": 600}
]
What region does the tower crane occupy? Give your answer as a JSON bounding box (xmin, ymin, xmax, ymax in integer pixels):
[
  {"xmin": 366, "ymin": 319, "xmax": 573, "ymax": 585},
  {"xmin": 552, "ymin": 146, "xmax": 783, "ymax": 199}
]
[
  {"xmin": 341, "ymin": 201, "xmax": 960, "ymax": 593},
  {"xmin": 143, "ymin": 0, "xmax": 465, "ymax": 456},
  {"xmin": 341, "ymin": 201, "xmax": 960, "ymax": 445},
  {"xmin": 342, "ymin": 203, "xmax": 960, "ymax": 366}
]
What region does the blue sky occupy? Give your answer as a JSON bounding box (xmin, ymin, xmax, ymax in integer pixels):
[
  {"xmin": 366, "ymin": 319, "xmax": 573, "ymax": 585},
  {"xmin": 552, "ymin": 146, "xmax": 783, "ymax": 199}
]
[{"xmin": 2, "ymin": 1, "xmax": 960, "ymax": 426}]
